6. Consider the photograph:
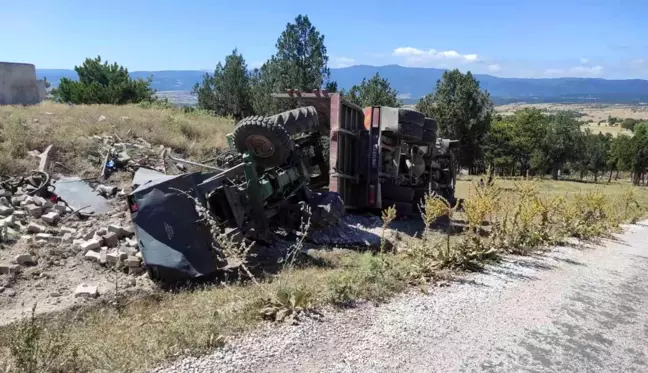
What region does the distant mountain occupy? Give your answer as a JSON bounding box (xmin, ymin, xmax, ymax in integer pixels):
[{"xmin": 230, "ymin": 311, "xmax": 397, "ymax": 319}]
[{"xmin": 37, "ymin": 65, "xmax": 648, "ymax": 105}]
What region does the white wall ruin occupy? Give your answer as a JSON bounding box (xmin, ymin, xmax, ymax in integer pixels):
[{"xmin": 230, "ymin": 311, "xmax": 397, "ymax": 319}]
[{"xmin": 0, "ymin": 62, "xmax": 46, "ymax": 105}]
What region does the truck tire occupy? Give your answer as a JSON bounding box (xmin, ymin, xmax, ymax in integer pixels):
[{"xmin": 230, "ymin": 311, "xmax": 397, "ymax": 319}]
[
  {"xmin": 381, "ymin": 183, "xmax": 415, "ymax": 202},
  {"xmin": 423, "ymin": 118, "xmax": 437, "ymax": 132},
  {"xmin": 398, "ymin": 108, "xmax": 425, "ymax": 127},
  {"xmin": 233, "ymin": 116, "xmax": 293, "ymax": 168},
  {"xmin": 268, "ymin": 106, "xmax": 319, "ymax": 135},
  {"xmin": 381, "ymin": 199, "xmax": 414, "ymax": 217},
  {"xmin": 398, "ymin": 122, "xmax": 423, "ymax": 142}
]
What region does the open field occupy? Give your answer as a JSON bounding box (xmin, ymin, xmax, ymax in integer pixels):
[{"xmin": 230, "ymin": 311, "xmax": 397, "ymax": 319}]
[
  {"xmin": 496, "ymin": 102, "xmax": 648, "ymax": 137},
  {"xmin": 1, "ymin": 102, "xmax": 648, "ymax": 373}
]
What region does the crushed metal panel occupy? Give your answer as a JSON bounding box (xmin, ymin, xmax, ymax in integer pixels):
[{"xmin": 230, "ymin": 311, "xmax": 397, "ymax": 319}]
[
  {"xmin": 132, "ymin": 167, "xmax": 173, "ymax": 189},
  {"xmin": 53, "ymin": 177, "xmax": 113, "ymax": 215},
  {"xmin": 130, "ymin": 171, "xmax": 218, "ymax": 281}
]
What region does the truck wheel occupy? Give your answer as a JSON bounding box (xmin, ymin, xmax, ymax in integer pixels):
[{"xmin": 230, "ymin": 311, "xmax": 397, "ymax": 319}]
[
  {"xmin": 423, "ymin": 118, "xmax": 437, "ymax": 132},
  {"xmin": 421, "ymin": 118, "xmax": 437, "ymax": 143},
  {"xmin": 268, "ymin": 106, "xmax": 319, "ymax": 135},
  {"xmin": 381, "ymin": 184, "xmax": 415, "ymax": 202},
  {"xmin": 397, "ymin": 122, "xmax": 423, "ymax": 142},
  {"xmin": 233, "ymin": 116, "xmax": 293, "ymax": 168},
  {"xmin": 398, "ymin": 108, "xmax": 425, "ymax": 127}
]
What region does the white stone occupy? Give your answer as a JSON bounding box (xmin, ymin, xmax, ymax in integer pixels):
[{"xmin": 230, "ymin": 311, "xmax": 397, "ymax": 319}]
[
  {"xmin": 27, "ymin": 222, "xmax": 47, "ymax": 233},
  {"xmin": 25, "ymin": 204, "xmax": 43, "ymax": 218},
  {"xmin": 41, "ymin": 211, "xmax": 60, "ymax": 225},
  {"xmin": 74, "ymin": 284, "xmax": 99, "ymax": 298},
  {"xmin": 84, "ymin": 250, "xmax": 101, "ymax": 262},
  {"xmin": 14, "ymin": 254, "xmax": 36, "ymax": 266},
  {"xmin": 0, "ymin": 205, "xmax": 13, "ymax": 216},
  {"xmin": 79, "ymin": 239, "xmax": 101, "ymax": 252}
]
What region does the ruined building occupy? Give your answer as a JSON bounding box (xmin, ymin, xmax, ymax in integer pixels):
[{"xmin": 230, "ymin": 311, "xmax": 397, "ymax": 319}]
[{"xmin": 0, "ymin": 62, "xmax": 47, "ymax": 105}]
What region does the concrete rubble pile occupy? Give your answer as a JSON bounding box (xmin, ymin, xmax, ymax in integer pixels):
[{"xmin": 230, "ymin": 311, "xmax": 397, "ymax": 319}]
[{"xmin": 0, "ymin": 182, "xmax": 146, "ymax": 278}]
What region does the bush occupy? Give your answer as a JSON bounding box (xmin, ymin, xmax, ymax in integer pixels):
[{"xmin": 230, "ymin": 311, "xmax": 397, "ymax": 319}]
[{"xmin": 52, "ymin": 56, "xmax": 155, "ymax": 105}]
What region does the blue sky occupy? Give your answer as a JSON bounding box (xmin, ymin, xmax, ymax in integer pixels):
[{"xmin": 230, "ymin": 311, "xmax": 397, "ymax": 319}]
[{"xmin": 3, "ymin": 0, "xmax": 647, "ymax": 79}]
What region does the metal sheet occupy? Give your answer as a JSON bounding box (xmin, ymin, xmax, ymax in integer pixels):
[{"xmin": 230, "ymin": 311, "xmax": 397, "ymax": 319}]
[
  {"xmin": 53, "ymin": 177, "xmax": 113, "ymax": 215},
  {"xmin": 132, "ymin": 167, "xmax": 173, "ymax": 189}
]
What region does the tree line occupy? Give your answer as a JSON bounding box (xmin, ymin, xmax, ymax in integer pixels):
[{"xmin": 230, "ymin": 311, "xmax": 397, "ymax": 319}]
[{"xmin": 49, "ymin": 14, "xmax": 648, "ymax": 185}]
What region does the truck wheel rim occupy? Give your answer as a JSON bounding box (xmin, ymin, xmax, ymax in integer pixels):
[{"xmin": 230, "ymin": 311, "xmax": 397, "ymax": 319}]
[{"xmin": 246, "ymin": 135, "xmax": 275, "ymax": 158}]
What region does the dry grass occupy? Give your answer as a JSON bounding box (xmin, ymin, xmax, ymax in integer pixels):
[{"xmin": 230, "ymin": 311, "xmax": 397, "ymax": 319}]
[{"xmin": 0, "ymin": 101, "xmax": 235, "ymax": 177}]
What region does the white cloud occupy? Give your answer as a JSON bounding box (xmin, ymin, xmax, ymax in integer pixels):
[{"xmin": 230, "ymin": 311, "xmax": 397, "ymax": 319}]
[
  {"xmin": 487, "ymin": 64, "xmax": 502, "ymax": 72},
  {"xmin": 544, "ymin": 65, "xmax": 604, "ymax": 77},
  {"xmin": 392, "ymin": 47, "xmax": 479, "ymax": 67},
  {"xmin": 580, "ymin": 58, "xmax": 589, "ymax": 64},
  {"xmin": 330, "ymin": 56, "xmax": 355, "ymax": 68}
]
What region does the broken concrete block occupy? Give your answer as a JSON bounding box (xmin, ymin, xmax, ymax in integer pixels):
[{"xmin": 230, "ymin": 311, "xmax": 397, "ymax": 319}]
[
  {"xmin": 25, "ymin": 205, "xmax": 43, "ymax": 218},
  {"xmin": 125, "ymin": 238, "xmax": 139, "ymax": 249},
  {"xmin": 125, "ymin": 255, "xmax": 141, "ymax": 268},
  {"xmin": 119, "ymin": 246, "xmax": 138, "ymax": 257},
  {"xmin": 30, "ymin": 196, "xmax": 47, "ymax": 206},
  {"xmin": 11, "ymin": 195, "xmax": 27, "ymax": 206},
  {"xmin": 108, "ymin": 224, "xmax": 133, "ymax": 238},
  {"xmin": 34, "ymin": 233, "xmax": 53, "ymax": 241},
  {"xmin": 96, "ymin": 228, "xmax": 107, "ymax": 237},
  {"xmin": 52, "ymin": 203, "xmax": 67, "ymax": 215},
  {"xmin": 106, "ymin": 251, "xmax": 121, "ymax": 265},
  {"xmin": 79, "ymin": 239, "xmax": 102, "ymax": 252},
  {"xmin": 82, "ymin": 230, "xmax": 95, "ymax": 240},
  {"xmin": 0, "ymin": 263, "xmax": 20, "ymax": 275},
  {"xmin": 27, "ymin": 222, "xmax": 47, "ymax": 233},
  {"xmin": 99, "ymin": 248, "xmax": 108, "ymax": 265},
  {"xmin": 0, "ymin": 197, "xmax": 9, "ymax": 206},
  {"xmin": 84, "ymin": 250, "xmax": 101, "ymax": 262},
  {"xmin": 14, "ymin": 254, "xmax": 36, "ymax": 266},
  {"xmin": 129, "ymin": 267, "xmax": 145, "ymax": 276},
  {"xmin": 74, "ymin": 284, "xmax": 99, "ymax": 298},
  {"xmin": 96, "ymin": 185, "xmax": 118, "ymax": 197},
  {"xmin": 0, "ymin": 205, "xmax": 13, "ymax": 216},
  {"xmin": 61, "ymin": 233, "xmax": 73, "ymax": 242},
  {"xmin": 60, "ymin": 226, "xmax": 76, "ymax": 234},
  {"xmin": 12, "ymin": 211, "xmax": 27, "ymax": 220},
  {"xmin": 2, "ymin": 215, "xmax": 18, "ymax": 228},
  {"xmin": 0, "ymin": 189, "xmax": 11, "ymax": 198},
  {"xmin": 102, "ymin": 231, "xmax": 119, "ymax": 248},
  {"xmin": 41, "ymin": 211, "xmax": 60, "ymax": 225}
]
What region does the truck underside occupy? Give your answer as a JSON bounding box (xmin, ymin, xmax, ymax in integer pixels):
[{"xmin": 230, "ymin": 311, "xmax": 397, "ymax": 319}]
[{"xmin": 129, "ymin": 90, "xmax": 459, "ymax": 282}]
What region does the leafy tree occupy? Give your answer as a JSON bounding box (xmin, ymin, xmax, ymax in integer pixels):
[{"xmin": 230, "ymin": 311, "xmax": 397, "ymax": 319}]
[
  {"xmin": 193, "ymin": 49, "xmax": 252, "ymax": 120},
  {"xmin": 52, "ymin": 56, "xmax": 155, "ymax": 105},
  {"xmin": 540, "ymin": 112, "xmax": 584, "ymax": 179},
  {"xmin": 250, "ymin": 14, "xmax": 337, "ymax": 115},
  {"xmin": 582, "ymin": 132, "xmax": 610, "ymax": 182},
  {"xmin": 631, "ymin": 122, "xmax": 648, "ymax": 185},
  {"xmin": 417, "ymin": 69, "xmax": 494, "ymax": 170},
  {"xmin": 343, "ymin": 73, "xmax": 401, "ymax": 107},
  {"xmin": 483, "ymin": 119, "xmax": 516, "ymax": 175}
]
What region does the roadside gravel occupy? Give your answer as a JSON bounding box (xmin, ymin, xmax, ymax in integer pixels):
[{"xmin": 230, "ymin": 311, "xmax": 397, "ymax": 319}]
[{"xmin": 152, "ymin": 221, "xmax": 648, "ymax": 373}]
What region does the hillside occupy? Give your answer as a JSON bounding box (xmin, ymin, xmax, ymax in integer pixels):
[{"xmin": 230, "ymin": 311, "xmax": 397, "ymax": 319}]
[{"xmin": 37, "ymin": 65, "xmax": 648, "ymax": 105}]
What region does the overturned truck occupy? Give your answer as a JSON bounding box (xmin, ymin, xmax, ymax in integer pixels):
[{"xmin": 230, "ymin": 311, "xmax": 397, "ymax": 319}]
[{"xmin": 129, "ymin": 90, "xmax": 459, "ymax": 281}]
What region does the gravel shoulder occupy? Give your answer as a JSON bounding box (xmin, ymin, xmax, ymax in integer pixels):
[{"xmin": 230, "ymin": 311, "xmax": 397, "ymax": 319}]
[{"xmin": 153, "ymin": 220, "xmax": 648, "ymax": 373}]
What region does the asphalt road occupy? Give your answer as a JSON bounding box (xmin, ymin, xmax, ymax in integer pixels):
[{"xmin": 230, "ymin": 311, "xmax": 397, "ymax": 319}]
[{"xmin": 155, "ymin": 221, "xmax": 648, "ymax": 373}]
